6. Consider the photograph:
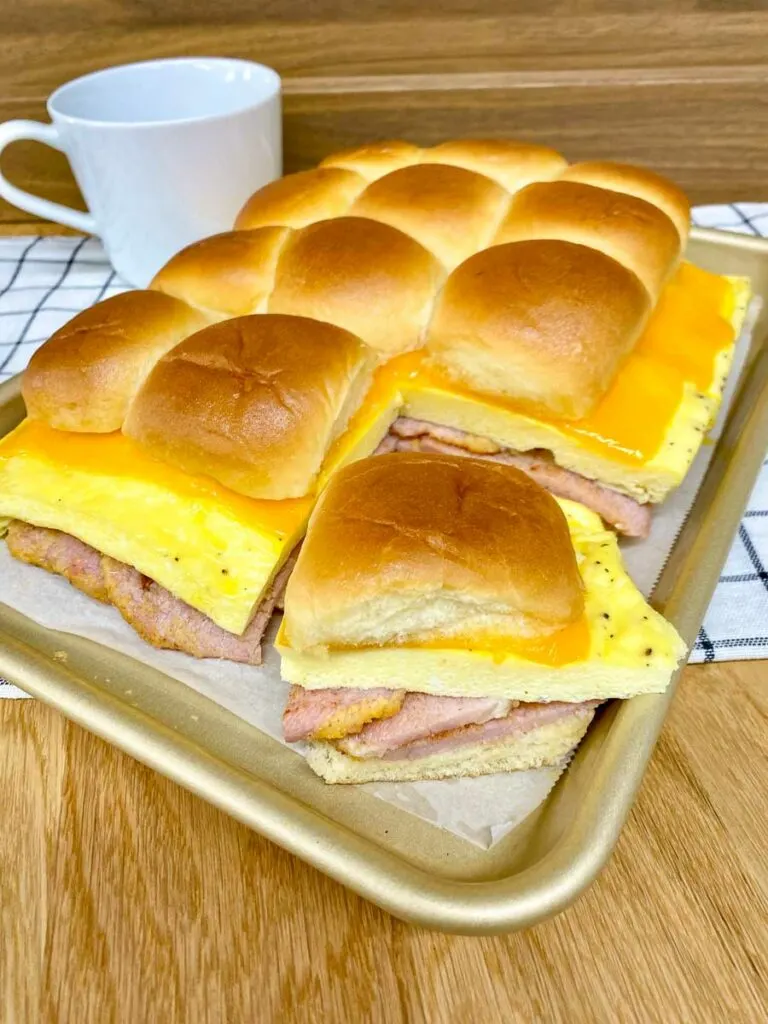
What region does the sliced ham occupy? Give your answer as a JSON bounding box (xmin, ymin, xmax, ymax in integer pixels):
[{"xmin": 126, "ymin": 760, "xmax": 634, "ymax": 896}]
[
  {"xmin": 372, "ymin": 434, "xmax": 399, "ymax": 455},
  {"xmin": 272, "ymin": 548, "xmax": 299, "ymax": 611},
  {"xmin": 286, "ymin": 681, "xmax": 600, "ymax": 762},
  {"xmin": 6, "ymin": 520, "xmax": 295, "ymax": 664},
  {"xmin": 386, "ymin": 419, "xmax": 651, "ymax": 538},
  {"xmin": 101, "ymin": 556, "xmax": 293, "ymax": 665},
  {"xmin": 390, "ymin": 416, "xmax": 501, "ymax": 454},
  {"xmin": 379, "ymin": 700, "xmax": 600, "ymax": 762},
  {"xmin": 6, "ymin": 520, "xmax": 109, "ymax": 602},
  {"xmin": 283, "ymin": 685, "xmax": 406, "ymax": 743},
  {"xmin": 337, "ymin": 692, "xmax": 515, "ymax": 758}
]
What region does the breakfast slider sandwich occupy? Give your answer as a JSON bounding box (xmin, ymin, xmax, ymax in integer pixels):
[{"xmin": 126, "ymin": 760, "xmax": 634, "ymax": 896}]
[
  {"xmin": 371, "ymin": 164, "xmax": 750, "ymax": 538},
  {"xmin": 0, "ymin": 298, "xmax": 386, "ymax": 664},
  {"xmin": 277, "ymin": 452, "xmax": 686, "ymax": 783}
]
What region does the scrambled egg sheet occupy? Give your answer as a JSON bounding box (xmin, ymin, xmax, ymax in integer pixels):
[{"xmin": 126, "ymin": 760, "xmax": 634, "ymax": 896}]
[{"xmin": 0, "ymin": 423, "xmax": 311, "ymax": 635}]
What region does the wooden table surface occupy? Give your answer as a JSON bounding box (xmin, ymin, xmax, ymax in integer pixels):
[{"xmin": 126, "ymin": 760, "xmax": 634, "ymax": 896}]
[
  {"xmin": 2, "ymin": 662, "xmax": 767, "ymax": 1022},
  {"xmin": 1, "ymin": 223, "xmax": 767, "ymax": 1023}
]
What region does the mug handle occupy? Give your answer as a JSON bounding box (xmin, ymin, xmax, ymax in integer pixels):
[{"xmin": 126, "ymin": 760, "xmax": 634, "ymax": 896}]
[{"xmin": 0, "ymin": 120, "xmax": 97, "ymax": 234}]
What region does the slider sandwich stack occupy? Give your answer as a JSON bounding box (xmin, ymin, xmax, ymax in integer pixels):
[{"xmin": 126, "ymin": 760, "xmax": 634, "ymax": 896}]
[
  {"xmin": 156, "ymin": 139, "xmax": 751, "ymax": 537},
  {"xmin": 0, "ymin": 309, "xmax": 382, "ymax": 663},
  {"xmin": 0, "ymin": 137, "xmax": 749, "ymax": 672},
  {"xmin": 277, "ymin": 453, "xmax": 686, "ymax": 783}
]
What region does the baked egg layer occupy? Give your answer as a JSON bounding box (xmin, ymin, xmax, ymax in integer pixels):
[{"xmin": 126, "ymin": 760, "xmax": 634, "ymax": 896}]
[{"xmin": 0, "ymin": 421, "xmax": 312, "ymax": 634}]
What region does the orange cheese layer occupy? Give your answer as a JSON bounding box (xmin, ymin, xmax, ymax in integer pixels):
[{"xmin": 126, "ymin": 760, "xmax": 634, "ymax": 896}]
[
  {"xmin": 325, "ymin": 615, "xmax": 592, "ymax": 667},
  {"xmin": 321, "ymin": 360, "xmax": 401, "ymax": 471},
  {"xmin": 0, "ymin": 420, "xmax": 313, "ymax": 539},
  {"xmin": 384, "ymin": 261, "xmax": 736, "ymax": 466},
  {"xmin": 636, "ymin": 263, "xmax": 734, "ymax": 389},
  {"xmin": 405, "ymin": 614, "xmax": 592, "ymax": 666}
]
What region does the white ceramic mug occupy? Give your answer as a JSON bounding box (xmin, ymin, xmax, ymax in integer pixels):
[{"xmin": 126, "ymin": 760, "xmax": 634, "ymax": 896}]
[{"xmin": 0, "ymin": 58, "xmax": 282, "ymax": 286}]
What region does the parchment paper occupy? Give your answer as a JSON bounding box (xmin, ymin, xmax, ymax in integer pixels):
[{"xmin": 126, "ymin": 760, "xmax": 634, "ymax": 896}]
[{"xmin": 0, "ymin": 302, "xmax": 758, "ymax": 849}]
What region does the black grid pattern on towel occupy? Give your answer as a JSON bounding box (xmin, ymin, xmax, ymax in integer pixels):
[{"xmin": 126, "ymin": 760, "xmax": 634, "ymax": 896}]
[
  {"xmin": 0, "ymin": 207, "xmax": 767, "ymax": 694},
  {"xmin": 0, "ymin": 236, "xmax": 127, "ymax": 377}
]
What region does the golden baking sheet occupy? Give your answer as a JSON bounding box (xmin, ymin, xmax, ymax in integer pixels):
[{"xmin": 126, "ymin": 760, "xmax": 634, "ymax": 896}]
[{"xmin": 1, "ymin": 226, "xmax": 767, "ymax": 932}]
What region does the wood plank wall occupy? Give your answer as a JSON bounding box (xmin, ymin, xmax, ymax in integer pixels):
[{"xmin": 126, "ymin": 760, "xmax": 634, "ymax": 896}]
[{"xmin": 2, "ymin": 1, "xmax": 768, "ymax": 222}]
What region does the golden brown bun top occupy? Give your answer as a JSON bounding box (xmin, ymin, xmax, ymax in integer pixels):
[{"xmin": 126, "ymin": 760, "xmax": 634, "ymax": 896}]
[
  {"xmin": 22, "ymin": 291, "xmax": 209, "ymax": 433},
  {"xmin": 123, "ymin": 314, "xmax": 375, "ymax": 500},
  {"xmin": 319, "ymin": 140, "xmax": 422, "ymax": 181},
  {"xmin": 283, "ymin": 451, "xmax": 585, "ymax": 651},
  {"xmin": 350, "ymin": 163, "xmax": 509, "ymax": 268},
  {"xmin": 151, "ymin": 227, "xmax": 292, "ymax": 317},
  {"xmin": 424, "ymin": 138, "xmax": 568, "ymax": 192},
  {"xmin": 560, "ymin": 161, "xmax": 691, "ymax": 241},
  {"xmin": 268, "ymin": 217, "xmax": 445, "ymax": 357},
  {"xmin": 427, "ymin": 239, "xmax": 651, "ymax": 419},
  {"xmin": 494, "ymin": 180, "xmax": 682, "ymax": 299},
  {"xmin": 233, "ymin": 168, "xmax": 366, "ymax": 231}
]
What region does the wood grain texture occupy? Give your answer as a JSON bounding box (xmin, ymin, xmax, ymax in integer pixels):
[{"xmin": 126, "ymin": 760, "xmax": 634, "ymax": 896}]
[
  {"xmin": 1, "ymin": 2, "xmax": 768, "ymax": 221},
  {"xmin": 2, "ymin": 662, "xmax": 767, "ymax": 1023}
]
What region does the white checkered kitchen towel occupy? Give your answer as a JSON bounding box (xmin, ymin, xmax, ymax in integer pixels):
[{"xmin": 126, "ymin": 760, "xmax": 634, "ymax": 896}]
[{"xmin": 1, "ymin": 208, "xmax": 767, "ymax": 697}]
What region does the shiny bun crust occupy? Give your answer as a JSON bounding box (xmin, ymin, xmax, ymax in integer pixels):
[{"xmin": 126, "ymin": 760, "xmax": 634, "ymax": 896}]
[
  {"xmin": 151, "ymin": 226, "xmax": 292, "ymax": 317},
  {"xmin": 233, "ymin": 168, "xmax": 367, "ymax": 231},
  {"xmin": 495, "ymin": 180, "xmax": 682, "ymax": 299},
  {"xmin": 427, "ymin": 240, "xmax": 651, "ymax": 419},
  {"xmin": 423, "ymin": 138, "xmax": 568, "ymax": 192},
  {"xmin": 319, "ymin": 138, "xmax": 569, "ymax": 195},
  {"xmin": 560, "ymin": 161, "xmax": 691, "ymax": 241},
  {"xmin": 123, "ymin": 314, "xmax": 375, "ymax": 500},
  {"xmin": 283, "ymin": 451, "xmax": 585, "ymax": 652},
  {"xmin": 319, "ymin": 140, "xmax": 422, "ymax": 181},
  {"xmin": 268, "ymin": 217, "xmax": 445, "ymax": 356},
  {"xmin": 22, "ymin": 291, "xmax": 209, "ymax": 433},
  {"xmin": 350, "ymin": 163, "xmax": 510, "ymax": 268}
]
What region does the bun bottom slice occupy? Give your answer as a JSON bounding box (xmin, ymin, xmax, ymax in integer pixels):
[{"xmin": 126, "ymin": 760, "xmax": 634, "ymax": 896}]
[
  {"xmin": 277, "ymin": 453, "xmax": 686, "ymax": 784},
  {"xmin": 304, "ymin": 704, "xmax": 597, "ymax": 785}
]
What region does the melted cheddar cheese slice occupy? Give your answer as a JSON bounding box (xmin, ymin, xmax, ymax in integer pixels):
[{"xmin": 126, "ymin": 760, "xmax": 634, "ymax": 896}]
[{"xmin": 276, "ymin": 499, "xmax": 687, "ymax": 702}]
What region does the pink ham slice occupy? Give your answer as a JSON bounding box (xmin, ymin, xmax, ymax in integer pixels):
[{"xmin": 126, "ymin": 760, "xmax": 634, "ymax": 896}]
[
  {"xmin": 386, "ymin": 418, "xmax": 651, "ymax": 538},
  {"xmin": 272, "ymin": 548, "xmax": 298, "ymax": 611},
  {"xmin": 6, "ymin": 519, "xmax": 110, "ymax": 603},
  {"xmin": 372, "ymin": 433, "xmax": 399, "ymax": 455},
  {"xmin": 283, "ymin": 685, "xmax": 406, "ymax": 743},
  {"xmin": 101, "ymin": 556, "xmax": 293, "ymax": 665},
  {"xmin": 379, "ymin": 700, "xmax": 600, "ymax": 762},
  {"xmin": 337, "ymin": 692, "xmax": 515, "ymax": 757},
  {"xmin": 6, "ymin": 520, "xmax": 294, "ymax": 664},
  {"xmin": 391, "ymin": 417, "xmax": 502, "ymax": 454},
  {"xmin": 286, "ymin": 684, "xmax": 599, "ymax": 761}
]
